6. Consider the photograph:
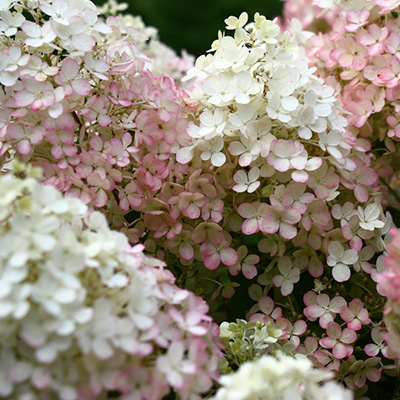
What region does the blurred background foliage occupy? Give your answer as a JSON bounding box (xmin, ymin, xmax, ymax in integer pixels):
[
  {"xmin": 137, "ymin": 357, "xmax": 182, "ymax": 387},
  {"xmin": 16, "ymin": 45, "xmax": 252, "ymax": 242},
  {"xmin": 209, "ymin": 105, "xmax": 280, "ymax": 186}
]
[{"xmin": 96, "ymin": 0, "xmax": 283, "ymax": 56}]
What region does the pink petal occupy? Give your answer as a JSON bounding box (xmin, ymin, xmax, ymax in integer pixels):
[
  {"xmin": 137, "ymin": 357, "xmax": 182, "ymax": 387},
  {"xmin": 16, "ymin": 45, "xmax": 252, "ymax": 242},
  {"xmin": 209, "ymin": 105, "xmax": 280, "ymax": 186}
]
[
  {"xmin": 238, "ymin": 203, "xmax": 256, "ymax": 219},
  {"xmin": 366, "ymin": 368, "xmax": 381, "ymax": 382},
  {"xmin": 273, "ymin": 139, "xmax": 294, "ymax": 157},
  {"xmin": 354, "ymin": 184, "xmax": 369, "ymax": 203},
  {"xmin": 307, "ymin": 305, "xmax": 325, "ymax": 319},
  {"xmin": 319, "ymin": 313, "xmax": 334, "ymax": 329},
  {"xmin": 281, "ymin": 280, "xmax": 294, "ymax": 295},
  {"xmin": 260, "ymin": 216, "xmax": 279, "ymax": 234},
  {"xmin": 220, "ymin": 248, "xmax": 238, "ymax": 266},
  {"xmin": 179, "ymin": 243, "xmax": 194, "ymax": 260},
  {"xmin": 340, "ymin": 328, "xmax": 357, "ymax": 344},
  {"xmin": 72, "ymin": 78, "xmax": 92, "ymax": 96},
  {"xmin": 258, "ymin": 297, "xmax": 274, "ymax": 314},
  {"xmin": 204, "ymin": 253, "xmax": 221, "ymax": 270},
  {"xmin": 242, "ymin": 218, "xmax": 259, "ymax": 235},
  {"xmin": 320, "ymin": 337, "xmax": 336, "ymax": 349},
  {"xmin": 326, "ymin": 322, "xmax": 341, "ymax": 339},
  {"xmin": 364, "ymin": 343, "xmax": 379, "ymax": 357},
  {"xmin": 291, "ymin": 170, "xmax": 308, "ymax": 182},
  {"xmin": 279, "ymin": 222, "xmax": 297, "ymax": 240},
  {"xmin": 17, "ymin": 139, "xmax": 31, "ymax": 154},
  {"xmin": 14, "ymin": 90, "xmax": 34, "ymax": 107},
  {"xmin": 242, "ymin": 263, "xmax": 257, "ymax": 279},
  {"xmin": 332, "ymin": 343, "xmax": 348, "ymax": 359},
  {"xmin": 272, "ymin": 156, "xmax": 291, "ymax": 172}
]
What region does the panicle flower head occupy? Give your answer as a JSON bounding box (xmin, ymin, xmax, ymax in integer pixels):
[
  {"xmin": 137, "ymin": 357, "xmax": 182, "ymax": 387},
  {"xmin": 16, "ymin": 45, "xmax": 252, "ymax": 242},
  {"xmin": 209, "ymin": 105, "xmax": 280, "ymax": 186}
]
[{"xmin": 0, "ymin": 165, "xmax": 221, "ymax": 399}]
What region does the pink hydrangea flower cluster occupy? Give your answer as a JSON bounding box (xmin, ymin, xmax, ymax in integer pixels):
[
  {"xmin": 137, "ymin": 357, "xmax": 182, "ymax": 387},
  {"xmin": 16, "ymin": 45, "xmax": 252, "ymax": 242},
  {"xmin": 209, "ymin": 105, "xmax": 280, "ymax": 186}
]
[
  {"xmin": 377, "ymin": 228, "xmax": 400, "ymax": 361},
  {"xmin": 282, "ymin": 0, "xmax": 400, "ymax": 209},
  {"xmin": 0, "ymin": 163, "xmax": 220, "ymax": 400}
]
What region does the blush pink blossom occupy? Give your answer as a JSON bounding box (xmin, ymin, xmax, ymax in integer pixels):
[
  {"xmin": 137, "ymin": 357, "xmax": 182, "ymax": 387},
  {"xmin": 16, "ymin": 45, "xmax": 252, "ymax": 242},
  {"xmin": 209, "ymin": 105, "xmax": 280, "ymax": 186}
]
[
  {"xmin": 200, "ymin": 241, "xmax": 238, "ymax": 270},
  {"xmin": 319, "ymin": 322, "xmax": 357, "ymax": 359},
  {"xmin": 303, "ymin": 291, "xmax": 346, "ymax": 329},
  {"xmin": 340, "ymin": 299, "xmax": 371, "ymax": 331},
  {"xmin": 261, "ymin": 205, "xmax": 301, "ymax": 239}
]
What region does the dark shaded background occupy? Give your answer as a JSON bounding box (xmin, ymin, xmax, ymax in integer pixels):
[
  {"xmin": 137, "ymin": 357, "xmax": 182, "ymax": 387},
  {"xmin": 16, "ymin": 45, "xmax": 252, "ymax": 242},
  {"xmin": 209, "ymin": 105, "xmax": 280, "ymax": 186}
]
[{"xmin": 97, "ymin": 0, "xmax": 283, "ymax": 56}]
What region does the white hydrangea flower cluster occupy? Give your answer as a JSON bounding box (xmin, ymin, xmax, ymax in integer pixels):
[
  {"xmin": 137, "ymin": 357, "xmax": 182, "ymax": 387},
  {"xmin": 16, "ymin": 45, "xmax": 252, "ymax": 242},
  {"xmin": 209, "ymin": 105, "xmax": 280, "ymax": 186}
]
[
  {"xmin": 179, "ymin": 12, "xmax": 352, "ymax": 188},
  {"xmin": 211, "ymin": 353, "xmax": 353, "ymax": 400},
  {"xmin": 0, "ymin": 164, "xmax": 220, "ymax": 400}
]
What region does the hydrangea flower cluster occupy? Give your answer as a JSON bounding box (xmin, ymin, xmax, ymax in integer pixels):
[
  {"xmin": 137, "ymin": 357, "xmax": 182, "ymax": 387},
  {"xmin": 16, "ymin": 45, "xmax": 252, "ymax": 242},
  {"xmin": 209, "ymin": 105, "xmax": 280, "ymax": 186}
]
[
  {"xmin": 377, "ymin": 227, "xmax": 400, "ymax": 361},
  {"xmin": 0, "ymin": 0, "xmax": 196, "ymax": 219},
  {"xmin": 97, "ymin": 0, "xmax": 195, "ymax": 86},
  {"xmin": 0, "ymin": 162, "xmax": 220, "ymax": 400},
  {"xmin": 211, "ymin": 352, "xmax": 352, "ymax": 400},
  {"xmin": 282, "ymin": 0, "xmax": 400, "ymax": 209}
]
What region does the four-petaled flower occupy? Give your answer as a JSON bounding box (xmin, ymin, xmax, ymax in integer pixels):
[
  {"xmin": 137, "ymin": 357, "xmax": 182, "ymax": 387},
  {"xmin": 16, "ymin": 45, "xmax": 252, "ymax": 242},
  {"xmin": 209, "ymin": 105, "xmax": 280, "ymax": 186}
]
[
  {"xmin": 319, "ymin": 322, "xmax": 357, "ymax": 359},
  {"xmin": 327, "ymin": 241, "xmax": 358, "ymax": 282}
]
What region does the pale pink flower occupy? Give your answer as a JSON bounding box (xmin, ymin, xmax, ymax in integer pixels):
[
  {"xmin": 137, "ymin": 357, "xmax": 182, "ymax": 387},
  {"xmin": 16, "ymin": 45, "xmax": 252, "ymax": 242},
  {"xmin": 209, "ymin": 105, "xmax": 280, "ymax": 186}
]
[
  {"xmin": 197, "ymin": 136, "xmax": 226, "ymax": 167},
  {"xmin": 341, "ymin": 160, "xmax": 378, "ymax": 203},
  {"xmin": 51, "ymin": 17, "xmax": 95, "ymax": 52},
  {"xmin": 169, "ymin": 308, "xmax": 209, "ymax": 336},
  {"xmin": 39, "ymin": 0, "xmax": 79, "ymax": 25},
  {"xmin": 342, "ymin": 215, "xmax": 374, "ymax": 251},
  {"xmin": 332, "ymin": 202, "xmax": 357, "ymax": 227},
  {"xmin": 327, "ymin": 241, "xmax": 358, "ymax": 282},
  {"xmin": 344, "ymin": 10, "xmax": 370, "ymax": 32},
  {"xmin": 272, "ymin": 256, "xmax": 300, "ymax": 296},
  {"xmin": 54, "ymin": 57, "xmax": 91, "ymax": 97},
  {"xmin": 0, "ymin": 10, "xmax": 25, "ymax": 37},
  {"xmin": 353, "ymin": 245, "xmax": 375, "ymax": 273},
  {"xmin": 355, "ymin": 24, "xmax": 388, "ymax": 56},
  {"xmin": 340, "ymin": 299, "xmax": 371, "ymax": 331},
  {"xmin": 233, "ymin": 167, "xmax": 260, "ymax": 193},
  {"xmin": 87, "ymin": 167, "xmax": 115, "ymax": 207},
  {"xmin": 228, "ymin": 245, "xmax": 259, "ymax": 279},
  {"xmin": 249, "ymin": 296, "xmax": 282, "ymax": 323},
  {"xmin": 303, "ymin": 291, "xmax": 346, "ymax": 329},
  {"xmin": 280, "ymin": 182, "xmax": 315, "ymax": 214},
  {"xmin": 377, "ymin": 57, "xmax": 400, "ymax": 88},
  {"xmin": 318, "ymin": 130, "xmax": 343, "ymax": 159},
  {"xmin": 136, "ymin": 153, "xmax": 169, "ymax": 191},
  {"xmin": 375, "ymin": 0, "xmax": 400, "ymax": 13},
  {"xmin": 307, "ymin": 161, "xmax": 340, "ymax": 199},
  {"xmin": 177, "ymin": 192, "xmax": 205, "ymax": 219},
  {"xmin": 347, "ymin": 98, "xmax": 373, "ymax": 128},
  {"xmin": 167, "ymin": 230, "xmax": 195, "ymax": 260},
  {"xmin": 237, "ymin": 202, "xmax": 270, "ymax": 235},
  {"xmin": 301, "ymin": 200, "xmax": 331, "ymax": 231},
  {"xmin": 261, "ymin": 205, "xmax": 301, "ymax": 239},
  {"xmin": 319, "ymin": 322, "xmax": 357, "ymax": 359},
  {"xmin": 14, "ymin": 77, "xmax": 56, "ymax": 110},
  {"xmin": 201, "ymin": 199, "xmax": 224, "ymax": 223},
  {"xmin": 200, "ymin": 241, "xmax": 238, "ymax": 270},
  {"xmin": 19, "ymin": 55, "xmax": 58, "ymax": 82},
  {"xmin": 267, "ymin": 139, "xmax": 308, "ymax": 172},
  {"xmin": 330, "ymin": 36, "xmax": 368, "ymax": 70},
  {"xmin": 364, "ymin": 327, "xmax": 389, "ymax": 358},
  {"xmin": 78, "ymin": 95, "xmax": 111, "ymax": 126},
  {"xmin": 7, "ymin": 123, "xmax": 44, "ymax": 154}
]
